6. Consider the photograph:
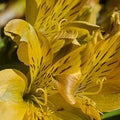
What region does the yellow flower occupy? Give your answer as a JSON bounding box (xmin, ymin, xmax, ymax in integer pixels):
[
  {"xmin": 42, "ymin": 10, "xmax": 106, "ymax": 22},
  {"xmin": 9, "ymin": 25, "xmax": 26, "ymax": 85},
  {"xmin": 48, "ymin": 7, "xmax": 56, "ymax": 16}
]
[
  {"xmin": 26, "ymin": 0, "xmax": 88, "ymax": 36},
  {"xmin": 25, "ymin": 0, "xmax": 99, "ymax": 53},
  {"xmin": 1, "ymin": 19, "xmax": 91, "ymax": 120},
  {"xmin": 53, "ymin": 13, "xmax": 120, "ymax": 120}
]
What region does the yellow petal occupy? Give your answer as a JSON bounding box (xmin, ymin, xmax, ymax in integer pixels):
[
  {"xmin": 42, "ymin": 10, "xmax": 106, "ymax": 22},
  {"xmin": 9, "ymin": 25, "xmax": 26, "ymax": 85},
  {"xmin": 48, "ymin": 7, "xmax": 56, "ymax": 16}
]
[
  {"xmin": 26, "ymin": 0, "xmax": 40, "ymax": 25},
  {"xmin": 50, "ymin": 45, "xmax": 87, "ymax": 104},
  {"xmin": 4, "ymin": 19, "xmax": 30, "ymax": 65},
  {"xmin": 4, "ymin": 19, "xmax": 53, "ymax": 90},
  {"xmin": 53, "ymin": 72, "xmax": 81, "ymax": 105},
  {"xmin": 89, "ymin": 92, "xmax": 120, "ymax": 112},
  {"xmin": 74, "ymin": 97, "xmax": 101, "ymax": 120},
  {"xmin": 52, "ymin": 39, "xmax": 65, "ymax": 53},
  {"xmin": 51, "ymin": 45, "xmax": 85, "ymax": 75},
  {"xmin": 73, "ymin": 29, "xmax": 120, "ymax": 117},
  {"xmin": 54, "ymin": 73, "xmax": 101, "ymax": 119},
  {"xmin": 29, "ymin": 30, "xmax": 54, "ymax": 95},
  {"xmin": 88, "ymin": 67, "xmax": 120, "ymax": 112},
  {"xmin": 65, "ymin": 12, "xmax": 120, "ymax": 115},
  {"xmin": 0, "ymin": 69, "xmax": 27, "ymax": 120},
  {"xmin": 17, "ymin": 42, "xmax": 29, "ymax": 66},
  {"xmin": 0, "ymin": 101, "xmax": 27, "ymax": 120},
  {"xmin": 49, "ymin": 93, "xmax": 91, "ymax": 120},
  {"xmin": 67, "ymin": 21, "xmax": 100, "ymax": 34}
]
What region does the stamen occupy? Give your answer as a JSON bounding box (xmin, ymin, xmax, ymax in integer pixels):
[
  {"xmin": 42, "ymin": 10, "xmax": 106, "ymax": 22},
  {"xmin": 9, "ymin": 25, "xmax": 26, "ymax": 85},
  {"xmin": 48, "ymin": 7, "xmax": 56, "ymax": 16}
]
[
  {"xmin": 57, "ymin": 19, "xmax": 67, "ymax": 31},
  {"xmin": 36, "ymin": 87, "xmax": 48, "ymax": 106},
  {"xmin": 37, "ymin": 106, "xmax": 53, "ymax": 119},
  {"xmin": 31, "ymin": 88, "xmax": 48, "ymax": 106},
  {"xmin": 82, "ymin": 77, "xmax": 106, "ymax": 95},
  {"xmin": 26, "ymin": 96, "xmax": 54, "ymax": 119},
  {"xmin": 31, "ymin": 95, "xmax": 45, "ymax": 106}
]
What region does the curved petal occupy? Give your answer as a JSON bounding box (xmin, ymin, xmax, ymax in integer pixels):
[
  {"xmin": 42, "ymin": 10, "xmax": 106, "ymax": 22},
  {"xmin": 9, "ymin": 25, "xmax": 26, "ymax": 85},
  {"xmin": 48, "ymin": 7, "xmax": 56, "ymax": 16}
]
[
  {"xmin": 48, "ymin": 93, "xmax": 91, "ymax": 120},
  {"xmin": 82, "ymin": 32, "xmax": 120, "ymax": 112},
  {"xmin": 66, "ymin": 21, "xmax": 100, "ymax": 34},
  {"xmin": 0, "ymin": 69, "xmax": 27, "ymax": 120},
  {"xmin": 88, "ymin": 92, "xmax": 120, "ymax": 112},
  {"xmin": 72, "ymin": 26, "xmax": 120, "ymax": 115},
  {"xmin": 4, "ymin": 19, "xmax": 53, "ymax": 91},
  {"xmin": 4, "ymin": 19, "xmax": 30, "ymax": 65},
  {"xmin": 53, "ymin": 73, "xmax": 81, "ymax": 104},
  {"xmin": 87, "ymin": 67, "xmax": 120, "ymax": 112}
]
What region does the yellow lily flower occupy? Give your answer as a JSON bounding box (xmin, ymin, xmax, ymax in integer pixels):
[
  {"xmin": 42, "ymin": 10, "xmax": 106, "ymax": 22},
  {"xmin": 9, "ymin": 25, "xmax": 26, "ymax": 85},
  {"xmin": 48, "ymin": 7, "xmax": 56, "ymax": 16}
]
[
  {"xmin": 3, "ymin": 0, "xmax": 100, "ymax": 65},
  {"xmin": 25, "ymin": 0, "xmax": 100, "ymax": 53},
  {"xmin": 26, "ymin": 0, "xmax": 88, "ymax": 36},
  {"xmin": 53, "ymin": 13, "xmax": 120, "ymax": 120},
  {"xmin": 1, "ymin": 19, "xmax": 91, "ymax": 120}
]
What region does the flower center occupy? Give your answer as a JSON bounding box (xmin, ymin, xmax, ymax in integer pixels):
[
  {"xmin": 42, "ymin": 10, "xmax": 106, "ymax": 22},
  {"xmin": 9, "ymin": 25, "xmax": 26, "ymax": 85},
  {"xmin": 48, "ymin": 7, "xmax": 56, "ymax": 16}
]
[
  {"xmin": 23, "ymin": 88, "xmax": 54, "ymax": 119},
  {"xmin": 23, "ymin": 102, "xmax": 54, "ymax": 120},
  {"xmin": 23, "ymin": 87, "xmax": 48, "ymax": 106}
]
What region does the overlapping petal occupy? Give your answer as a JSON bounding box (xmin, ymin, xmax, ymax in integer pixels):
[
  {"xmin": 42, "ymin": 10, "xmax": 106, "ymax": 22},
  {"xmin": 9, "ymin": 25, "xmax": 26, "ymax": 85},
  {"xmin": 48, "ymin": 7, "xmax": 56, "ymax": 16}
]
[
  {"xmin": 0, "ymin": 69, "xmax": 27, "ymax": 120},
  {"xmin": 25, "ymin": 0, "xmax": 100, "ymax": 54},
  {"xmin": 3, "ymin": 18, "xmax": 92, "ymax": 119}
]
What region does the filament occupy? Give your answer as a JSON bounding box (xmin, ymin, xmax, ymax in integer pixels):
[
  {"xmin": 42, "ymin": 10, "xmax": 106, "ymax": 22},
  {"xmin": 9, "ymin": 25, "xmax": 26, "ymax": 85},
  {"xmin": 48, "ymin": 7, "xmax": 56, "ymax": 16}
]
[
  {"xmin": 36, "ymin": 87, "xmax": 48, "ymax": 106},
  {"xmin": 82, "ymin": 77, "xmax": 106, "ymax": 96},
  {"xmin": 57, "ymin": 19, "xmax": 67, "ymax": 31},
  {"xmin": 31, "ymin": 87, "xmax": 48, "ymax": 106}
]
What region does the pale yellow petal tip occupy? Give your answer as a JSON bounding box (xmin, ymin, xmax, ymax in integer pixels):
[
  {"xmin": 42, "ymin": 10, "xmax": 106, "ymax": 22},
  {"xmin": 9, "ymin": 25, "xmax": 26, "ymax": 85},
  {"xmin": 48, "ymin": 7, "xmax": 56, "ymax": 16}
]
[
  {"xmin": 4, "ymin": 19, "xmax": 29, "ymax": 43},
  {"xmin": 4, "ymin": 19, "xmax": 32, "ymax": 65}
]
